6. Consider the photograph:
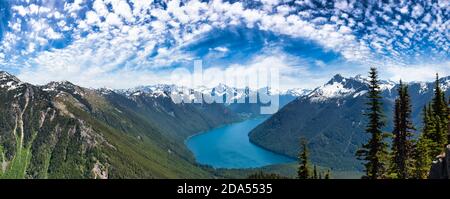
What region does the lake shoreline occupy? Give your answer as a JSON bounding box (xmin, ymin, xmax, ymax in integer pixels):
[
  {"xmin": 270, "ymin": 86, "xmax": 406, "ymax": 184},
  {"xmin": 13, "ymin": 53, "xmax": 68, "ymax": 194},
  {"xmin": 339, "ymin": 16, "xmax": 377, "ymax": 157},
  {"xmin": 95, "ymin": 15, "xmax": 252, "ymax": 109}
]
[{"xmin": 185, "ymin": 116, "xmax": 295, "ymax": 169}]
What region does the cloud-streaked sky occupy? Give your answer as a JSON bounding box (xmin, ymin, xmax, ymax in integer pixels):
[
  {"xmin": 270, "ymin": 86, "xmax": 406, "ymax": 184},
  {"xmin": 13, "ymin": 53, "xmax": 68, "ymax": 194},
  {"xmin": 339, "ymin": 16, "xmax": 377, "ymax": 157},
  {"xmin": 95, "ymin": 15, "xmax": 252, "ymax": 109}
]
[{"xmin": 0, "ymin": 0, "xmax": 449, "ymax": 90}]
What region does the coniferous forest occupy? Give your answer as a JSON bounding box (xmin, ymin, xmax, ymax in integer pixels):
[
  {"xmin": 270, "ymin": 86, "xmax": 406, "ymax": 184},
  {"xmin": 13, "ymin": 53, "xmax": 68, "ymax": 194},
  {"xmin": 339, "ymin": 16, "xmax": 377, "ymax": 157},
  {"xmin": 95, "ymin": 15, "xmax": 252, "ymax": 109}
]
[{"xmin": 354, "ymin": 68, "xmax": 449, "ymax": 179}]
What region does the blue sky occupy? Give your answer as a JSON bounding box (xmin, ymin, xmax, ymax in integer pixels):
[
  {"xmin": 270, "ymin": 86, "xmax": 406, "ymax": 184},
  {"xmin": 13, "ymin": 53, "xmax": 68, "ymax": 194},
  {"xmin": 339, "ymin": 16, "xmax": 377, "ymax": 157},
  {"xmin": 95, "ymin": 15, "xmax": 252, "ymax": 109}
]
[{"xmin": 0, "ymin": 0, "xmax": 449, "ymax": 90}]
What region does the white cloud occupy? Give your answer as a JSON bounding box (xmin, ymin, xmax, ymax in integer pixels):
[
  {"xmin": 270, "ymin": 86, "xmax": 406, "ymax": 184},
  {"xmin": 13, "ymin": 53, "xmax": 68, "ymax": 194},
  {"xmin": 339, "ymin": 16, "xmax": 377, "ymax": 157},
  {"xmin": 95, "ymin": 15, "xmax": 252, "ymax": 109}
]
[
  {"xmin": 9, "ymin": 21, "xmax": 21, "ymax": 31},
  {"xmin": 85, "ymin": 11, "xmax": 100, "ymax": 25},
  {"xmin": 52, "ymin": 11, "xmax": 62, "ymax": 19},
  {"xmin": 314, "ymin": 60, "xmax": 326, "ymax": 68},
  {"xmin": 12, "ymin": 6, "xmax": 27, "ymax": 16},
  {"xmin": 334, "ymin": 0, "xmax": 349, "ymax": 11},
  {"xmin": 17, "ymin": 47, "xmax": 315, "ymax": 90},
  {"xmin": 65, "ymin": 0, "xmax": 84, "ymax": 13},
  {"xmin": 276, "ymin": 5, "xmax": 293, "ymax": 15},
  {"xmin": 46, "ymin": 27, "xmax": 63, "ymax": 40},
  {"xmin": 151, "ymin": 9, "xmax": 171, "ymax": 21},
  {"xmin": 108, "ymin": 0, "xmax": 134, "ymax": 22},
  {"xmin": 29, "ymin": 4, "xmax": 40, "ymax": 15},
  {"xmin": 384, "ymin": 62, "xmax": 450, "ymax": 83},
  {"xmin": 412, "ymin": 4, "xmax": 424, "ymax": 18},
  {"xmin": 93, "ymin": 0, "xmax": 109, "ymax": 17},
  {"xmin": 27, "ymin": 43, "xmax": 36, "ymax": 53},
  {"xmin": 399, "ymin": 6, "xmax": 409, "ymax": 14},
  {"xmin": 105, "ymin": 13, "xmax": 122, "ymax": 27},
  {"xmin": 130, "ymin": 0, "xmax": 153, "ymax": 17},
  {"xmin": 213, "ymin": 47, "xmax": 229, "ymax": 53},
  {"xmin": 183, "ymin": 54, "xmax": 314, "ymax": 90}
]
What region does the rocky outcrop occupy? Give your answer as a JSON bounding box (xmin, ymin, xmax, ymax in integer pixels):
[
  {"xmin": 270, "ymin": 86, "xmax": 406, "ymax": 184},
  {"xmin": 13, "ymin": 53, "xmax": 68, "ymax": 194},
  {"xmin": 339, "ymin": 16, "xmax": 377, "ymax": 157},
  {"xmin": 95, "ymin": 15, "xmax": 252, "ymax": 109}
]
[{"xmin": 429, "ymin": 145, "xmax": 450, "ymax": 179}]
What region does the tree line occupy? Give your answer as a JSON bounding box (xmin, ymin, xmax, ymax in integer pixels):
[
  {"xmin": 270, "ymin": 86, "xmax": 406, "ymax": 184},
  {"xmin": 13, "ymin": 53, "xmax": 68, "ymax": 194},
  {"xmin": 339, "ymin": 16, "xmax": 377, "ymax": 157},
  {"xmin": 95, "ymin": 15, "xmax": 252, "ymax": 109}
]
[{"xmin": 356, "ymin": 67, "xmax": 449, "ymax": 179}]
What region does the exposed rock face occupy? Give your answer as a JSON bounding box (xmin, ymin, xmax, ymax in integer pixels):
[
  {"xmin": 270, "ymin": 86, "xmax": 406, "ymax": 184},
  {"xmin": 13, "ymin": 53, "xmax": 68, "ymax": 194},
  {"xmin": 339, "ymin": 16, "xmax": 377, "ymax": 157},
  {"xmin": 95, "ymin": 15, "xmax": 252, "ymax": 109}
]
[{"xmin": 429, "ymin": 145, "xmax": 450, "ymax": 179}]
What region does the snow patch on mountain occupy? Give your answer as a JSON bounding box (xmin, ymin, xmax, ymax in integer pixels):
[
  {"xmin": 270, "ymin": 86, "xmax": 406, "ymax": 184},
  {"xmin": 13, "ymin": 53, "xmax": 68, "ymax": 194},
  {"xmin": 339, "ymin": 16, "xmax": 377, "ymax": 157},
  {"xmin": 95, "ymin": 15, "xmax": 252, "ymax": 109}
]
[
  {"xmin": 281, "ymin": 88, "xmax": 312, "ymax": 97},
  {"xmin": 379, "ymin": 80, "xmax": 396, "ymax": 92},
  {"xmin": 441, "ymin": 78, "xmax": 450, "ymax": 91},
  {"xmin": 308, "ymin": 81, "xmax": 356, "ymax": 102},
  {"xmin": 353, "ymin": 90, "xmax": 368, "ymax": 98},
  {"xmin": 419, "ymin": 82, "xmax": 428, "ymax": 94},
  {"xmin": 0, "ymin": 71, "xmax": 23, "ymax": 91},
  {"xmin": 305, "ymin": 74, "xmax": 398, "ymax": 102}
]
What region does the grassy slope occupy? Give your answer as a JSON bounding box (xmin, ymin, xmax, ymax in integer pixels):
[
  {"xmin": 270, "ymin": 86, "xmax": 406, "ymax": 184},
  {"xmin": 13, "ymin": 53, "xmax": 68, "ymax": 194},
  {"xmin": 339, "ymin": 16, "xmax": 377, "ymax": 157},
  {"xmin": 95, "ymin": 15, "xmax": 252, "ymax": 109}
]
[{"xmin": 0, "ymin": 144, "xmax": 31, "ymax": 178}]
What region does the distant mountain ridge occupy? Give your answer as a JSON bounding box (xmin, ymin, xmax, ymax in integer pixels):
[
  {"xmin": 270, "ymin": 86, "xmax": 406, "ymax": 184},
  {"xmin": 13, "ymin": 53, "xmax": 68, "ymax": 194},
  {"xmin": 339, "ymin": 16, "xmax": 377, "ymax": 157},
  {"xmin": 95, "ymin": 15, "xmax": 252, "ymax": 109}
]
[
  {"xmin": 249, "ymin": 73, "xmax": 450, "ymax": 171},
  {"xmin": 115, "ymin": 83, "xmax": 311, "ymax": 116}
]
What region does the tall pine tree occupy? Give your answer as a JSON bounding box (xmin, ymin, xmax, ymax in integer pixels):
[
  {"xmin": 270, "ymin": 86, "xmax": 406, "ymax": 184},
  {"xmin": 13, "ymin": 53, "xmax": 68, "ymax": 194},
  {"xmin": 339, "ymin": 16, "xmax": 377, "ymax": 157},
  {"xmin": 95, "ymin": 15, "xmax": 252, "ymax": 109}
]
[
  {"xmin": 356, "ymin": 67, "xmax": 389, "ymax": 179},
  {"xmin": 422, "ymin": 104, "xmax": 441, "ymax": 159},
  {"xmin": 390, "ymin": 81, "xmax": 415, "ymax": 179},
  {"xmin": 412, "ymin": 133, "xmax": 432, "ymax": 179},
  {"xmin": 425, "ymin": 74, "xmax": 449, "ymax": 157},
  {"xmin": 297, "ymin": 138, "xmax": 310, "ymax": 179}
]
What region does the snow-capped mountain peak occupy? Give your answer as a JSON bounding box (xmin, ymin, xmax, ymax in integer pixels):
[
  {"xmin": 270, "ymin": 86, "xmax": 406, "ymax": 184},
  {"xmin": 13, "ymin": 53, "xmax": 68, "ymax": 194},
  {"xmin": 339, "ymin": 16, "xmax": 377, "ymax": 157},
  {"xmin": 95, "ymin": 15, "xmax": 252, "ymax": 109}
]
[
  {"xmin": 307, "ymin": 74, "xmax": 368, "ymax": 102},
  {"xmin": 440, "ymin": 76, "xmax": 450, "ymax": 91},
  {"xmin": 0, "ymin": 71, "xmax": 21, "ymax": 82},
  {"xmin": 0, "ymin": 71, "xmax": 23, "ymax": 91},
  {"xmin": 379, "ymin": 80, "xmax": 396, "ymax": 92},
  {"xmin": 117, "ymin": 84, "xmax": 182, "ymax": 98},
  {"xmin": 42, "ymin": 81, "xmax": 79, "ymax": 92},
  {"xmin": 281, "ymin": 88, "xmax": 312, "ymax": 97},
  {"xmin": 304, "ymin": 73, "xmax": 450, "ymax": 104},
  {"xmin": 305, "ymin": 74, "xmax": 402, "ymax": 102}
]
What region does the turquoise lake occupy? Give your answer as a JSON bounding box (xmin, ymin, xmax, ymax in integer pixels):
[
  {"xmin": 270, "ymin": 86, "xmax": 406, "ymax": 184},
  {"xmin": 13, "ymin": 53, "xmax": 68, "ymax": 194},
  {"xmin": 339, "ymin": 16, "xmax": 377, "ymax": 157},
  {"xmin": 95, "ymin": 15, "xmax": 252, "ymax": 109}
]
[{"xmin": 186, "ymin": 117, "xmax": 295, "ymax": 168}]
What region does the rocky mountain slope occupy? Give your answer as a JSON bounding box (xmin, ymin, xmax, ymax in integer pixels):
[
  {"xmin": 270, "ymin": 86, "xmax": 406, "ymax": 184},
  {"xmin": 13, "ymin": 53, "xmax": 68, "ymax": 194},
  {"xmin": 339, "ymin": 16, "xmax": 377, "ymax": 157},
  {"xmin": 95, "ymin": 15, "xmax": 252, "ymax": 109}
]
[{"xmin": 249, "ymin": 74, "xmax": 450, "ymax": 171}]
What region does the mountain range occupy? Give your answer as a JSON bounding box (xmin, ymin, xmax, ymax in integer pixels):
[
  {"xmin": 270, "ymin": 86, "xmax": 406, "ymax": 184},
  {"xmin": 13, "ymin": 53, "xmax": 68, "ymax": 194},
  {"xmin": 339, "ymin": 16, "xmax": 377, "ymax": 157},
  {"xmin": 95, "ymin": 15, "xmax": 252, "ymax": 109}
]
[
  {"xmin": 116, "ymin": 83, "xmax": 310, "ymax": 117},
  {"xmin": 250, "ymin": 74, "xmax": 450, "ymax": 171},
  {"xmin": 2, "ymin": 70, "xmax": 449, "ymax": 178}
]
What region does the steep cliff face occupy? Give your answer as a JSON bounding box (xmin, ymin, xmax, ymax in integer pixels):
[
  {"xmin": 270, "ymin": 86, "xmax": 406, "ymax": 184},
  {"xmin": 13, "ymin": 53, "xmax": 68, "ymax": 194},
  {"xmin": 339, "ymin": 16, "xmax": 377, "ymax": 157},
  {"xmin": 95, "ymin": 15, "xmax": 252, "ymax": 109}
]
[{"xmin": 429, "ymin": 145, "xmax": 450, "ymax": 179}]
